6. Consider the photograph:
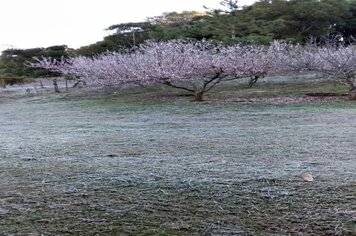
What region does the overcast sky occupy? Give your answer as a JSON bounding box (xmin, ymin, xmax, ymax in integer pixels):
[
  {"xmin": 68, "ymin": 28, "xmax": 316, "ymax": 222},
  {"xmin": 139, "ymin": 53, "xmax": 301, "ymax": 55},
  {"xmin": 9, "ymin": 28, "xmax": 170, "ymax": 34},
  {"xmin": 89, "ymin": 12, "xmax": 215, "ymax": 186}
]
[{"xmin": 0, "ymin": 0, "xmax": 256, "ymax": 50}]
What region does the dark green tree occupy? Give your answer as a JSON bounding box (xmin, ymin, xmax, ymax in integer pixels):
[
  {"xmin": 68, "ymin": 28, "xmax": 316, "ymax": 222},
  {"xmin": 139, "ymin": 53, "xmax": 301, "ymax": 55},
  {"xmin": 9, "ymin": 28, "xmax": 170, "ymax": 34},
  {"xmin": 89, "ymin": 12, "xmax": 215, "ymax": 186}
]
[
  {"xmin": 335, "ymin": 0, "xmax": 356, "ymax": 40},
  {"xmin": 76, "ymin": 22, "xmax": 154, "ymax": 56},
  {"xmin": 202, "ymin": 0, "xmax": 352, "ymax": 43},
  {"xmin": 147, "ymin": 11, "xmax": 211, "ymax": 40},
  {"xmin": 0, "ymin": 45, "xmax": 69, "ymax": 82}
]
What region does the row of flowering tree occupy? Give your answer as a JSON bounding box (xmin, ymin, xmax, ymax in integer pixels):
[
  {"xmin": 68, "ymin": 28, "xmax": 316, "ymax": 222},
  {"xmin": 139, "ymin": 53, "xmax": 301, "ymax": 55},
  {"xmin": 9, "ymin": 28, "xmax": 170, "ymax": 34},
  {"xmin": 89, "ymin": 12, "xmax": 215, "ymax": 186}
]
[
  {"xmin": 29, "ymin": 40, "xmax": 284, "ymax": 101},
  {"xmin": 29, "ymin": 39, "xmax": 356, "ymax": 101},
  {"xmin": 281, "ymin": 40, "xmax": 356, "ymax": 95}
]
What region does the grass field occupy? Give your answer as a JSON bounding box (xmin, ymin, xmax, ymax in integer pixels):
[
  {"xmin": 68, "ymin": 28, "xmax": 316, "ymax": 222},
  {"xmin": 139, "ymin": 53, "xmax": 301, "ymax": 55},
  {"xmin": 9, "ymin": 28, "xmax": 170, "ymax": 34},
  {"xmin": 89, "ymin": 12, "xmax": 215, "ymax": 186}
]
[{"xmin": 0, "ymin": 78, "xmax": 356, "ymax": 235}]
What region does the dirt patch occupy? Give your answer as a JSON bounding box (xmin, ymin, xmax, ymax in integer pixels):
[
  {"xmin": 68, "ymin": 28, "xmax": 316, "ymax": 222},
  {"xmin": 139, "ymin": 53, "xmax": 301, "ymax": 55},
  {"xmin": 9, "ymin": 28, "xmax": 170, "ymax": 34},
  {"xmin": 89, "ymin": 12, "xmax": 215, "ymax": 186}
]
[
  {"xmin": 305, "ymin": 92, "xmax": 348, "ymax": 97},
  {"xmin": 225, "ymin": 96, "xmax": 345, "ymax": 105}
]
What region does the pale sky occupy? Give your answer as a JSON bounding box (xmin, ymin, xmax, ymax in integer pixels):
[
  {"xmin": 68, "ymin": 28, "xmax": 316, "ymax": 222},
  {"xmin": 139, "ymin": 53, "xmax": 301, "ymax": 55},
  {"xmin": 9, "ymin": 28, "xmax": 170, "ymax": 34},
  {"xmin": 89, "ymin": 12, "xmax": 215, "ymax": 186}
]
[{"xmin": 0, "ymin": 0, "xmax": 256, "ymax": 50}]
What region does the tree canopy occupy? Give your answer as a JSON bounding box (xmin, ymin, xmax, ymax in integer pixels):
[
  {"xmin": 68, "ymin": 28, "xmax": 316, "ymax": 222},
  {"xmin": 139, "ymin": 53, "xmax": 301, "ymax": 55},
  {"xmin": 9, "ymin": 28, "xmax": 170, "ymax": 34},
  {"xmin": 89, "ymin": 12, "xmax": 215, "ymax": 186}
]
[
  {"xmin": 74, "ymin": 0, "xmax": 356, "ymax": 56},
  {"xmin": 0, "ymin": 45, "xmax": 70, "ymax": 81},
  {"xmin": 2, "ymin": 0, "xmax": 356, "ymax": 80}
]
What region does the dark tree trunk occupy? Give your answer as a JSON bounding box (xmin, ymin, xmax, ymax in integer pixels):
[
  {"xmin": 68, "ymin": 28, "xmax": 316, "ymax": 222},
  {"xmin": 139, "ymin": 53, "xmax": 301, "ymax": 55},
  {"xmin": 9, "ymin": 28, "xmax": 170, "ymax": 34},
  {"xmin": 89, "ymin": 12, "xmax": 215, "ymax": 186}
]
[
  {"xmin": 72, "ymin": 80, "xmax": 86, "ymax": 88},
  {"xmin": 72, "ymin": 80, "xmax": 80, "ymax": 88},
  {"xmin": 248, "ymin": 76, "xmax": 259, "ymax": 88},
  {"xmin": 39, "ymin": 79, "xmax": 44, "ymax": 88},
  {"xmin": 349, "ymin": 85, "xmax": 356, "ymax": 100},
  {"xmin": 194, "ymin": 92, "xmax": 204, "ymax": 101},
  {"xmin": 0, "ymin": 80, "xmax": 6, "ymax": 88},
  {"xmin": 53, "ymin": 79, "xmax": 60, "ymax": 93}
]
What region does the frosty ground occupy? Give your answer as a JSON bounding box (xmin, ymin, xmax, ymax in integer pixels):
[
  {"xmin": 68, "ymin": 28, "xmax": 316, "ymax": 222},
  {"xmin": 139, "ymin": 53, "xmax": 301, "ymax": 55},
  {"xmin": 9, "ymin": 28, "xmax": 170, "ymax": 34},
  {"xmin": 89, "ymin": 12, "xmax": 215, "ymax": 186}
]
[{"xmin": 0, "ymin": 80, "xmax": 356, "ymax": 235}]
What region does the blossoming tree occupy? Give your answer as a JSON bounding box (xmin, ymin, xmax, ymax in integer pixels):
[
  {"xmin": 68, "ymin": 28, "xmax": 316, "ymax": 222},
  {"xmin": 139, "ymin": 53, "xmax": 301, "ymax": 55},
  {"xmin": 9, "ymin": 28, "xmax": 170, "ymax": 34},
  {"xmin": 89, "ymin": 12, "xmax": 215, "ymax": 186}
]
[
  {"xmin": 29, "ymin": 40, "xmax": 290, "ymax": 101},
  {"xmin": 279, "ymin": 39, "xmax": 356, "ymax": 98}
]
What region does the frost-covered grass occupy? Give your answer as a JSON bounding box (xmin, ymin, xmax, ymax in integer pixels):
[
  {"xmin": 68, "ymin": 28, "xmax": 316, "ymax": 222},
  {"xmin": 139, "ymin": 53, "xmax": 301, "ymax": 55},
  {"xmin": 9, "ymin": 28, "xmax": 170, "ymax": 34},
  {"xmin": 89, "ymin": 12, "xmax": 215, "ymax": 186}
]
[{"xmin": 0, "ymin": 80, "xmax": 356, "ymax": 235}]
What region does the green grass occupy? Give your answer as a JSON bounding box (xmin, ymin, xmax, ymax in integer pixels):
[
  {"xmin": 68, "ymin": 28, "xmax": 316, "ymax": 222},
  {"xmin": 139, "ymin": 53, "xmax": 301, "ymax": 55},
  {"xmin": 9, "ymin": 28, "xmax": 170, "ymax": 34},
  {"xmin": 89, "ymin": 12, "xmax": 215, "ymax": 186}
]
[{"xmin": 0, "ymin": 78, "xmax": 355, "ymax": 235}]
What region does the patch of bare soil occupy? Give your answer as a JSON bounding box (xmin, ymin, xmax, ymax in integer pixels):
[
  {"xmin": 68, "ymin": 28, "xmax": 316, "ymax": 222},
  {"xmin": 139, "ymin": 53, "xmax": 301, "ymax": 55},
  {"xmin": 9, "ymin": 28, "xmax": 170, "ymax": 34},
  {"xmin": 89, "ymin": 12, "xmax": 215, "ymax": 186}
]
[
  {"xmin": 225, "ymin": 96, "xmax": 346, "ymax": 105},
  {"xmin": 305, "ymin": 92, "xmax": 348, "ymax": 97}
]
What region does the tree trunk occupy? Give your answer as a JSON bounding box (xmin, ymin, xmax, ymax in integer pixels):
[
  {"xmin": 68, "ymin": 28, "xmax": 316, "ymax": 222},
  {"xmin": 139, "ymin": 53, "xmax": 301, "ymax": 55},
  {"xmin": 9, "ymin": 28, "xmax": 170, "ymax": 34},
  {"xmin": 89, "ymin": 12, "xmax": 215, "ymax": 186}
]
[
  {"xmin": 39, "ymin": 79, "xmax": 44, "ymax": 88},
  {"xmin": 72, "ymin": 80, "xmax": 80, "ymax": 88},
  {"xmin": 349, "ymin": 91, "xmax": 356, "ymax": 100},
  {"xmin": 72, "ymin": 80, "xmax": 86, "ymax": 88},
  {"xmin": 248, "ymin": 76, "xmax": 259, "ymax": 88},
  {"xmin": 349, "ymin": 86, "xmax": 356, "ymax": 100},
  {"xmin": 194, "ymin": 92, "xmax": 204, "ymax": 102},
  {"xmin": 0, "ymin": 79, "xmax": 6, "ymax": 88},
  {"xmin": 53, "ymin": 79, "xmax": 60, "ymax": 93}
]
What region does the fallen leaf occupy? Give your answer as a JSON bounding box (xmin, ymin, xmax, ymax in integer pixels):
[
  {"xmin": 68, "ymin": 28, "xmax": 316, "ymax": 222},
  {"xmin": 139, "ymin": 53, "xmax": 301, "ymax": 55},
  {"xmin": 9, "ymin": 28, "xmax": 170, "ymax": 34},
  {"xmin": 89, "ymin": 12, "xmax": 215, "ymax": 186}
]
[{"xmin": 302, "ymin": 173, "xmax": 314, "ymax": 182}]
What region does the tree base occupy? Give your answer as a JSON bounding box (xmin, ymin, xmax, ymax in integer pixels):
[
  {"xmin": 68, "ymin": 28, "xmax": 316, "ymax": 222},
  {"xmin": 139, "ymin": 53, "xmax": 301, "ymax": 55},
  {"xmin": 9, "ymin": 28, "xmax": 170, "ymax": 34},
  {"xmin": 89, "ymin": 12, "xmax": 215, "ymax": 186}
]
[
  {"xmin": 193, "ymin": 93, "xmax": 204, "ymax": 102},
  {"xmin": 349, "ymin": 92, "xmax": 356, "ymax": 100}
]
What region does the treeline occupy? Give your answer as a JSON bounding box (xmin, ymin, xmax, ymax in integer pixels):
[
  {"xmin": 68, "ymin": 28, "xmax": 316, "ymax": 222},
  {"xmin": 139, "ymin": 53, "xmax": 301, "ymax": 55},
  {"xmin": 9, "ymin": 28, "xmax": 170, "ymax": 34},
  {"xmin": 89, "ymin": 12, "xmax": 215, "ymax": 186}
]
[
  {"xmin": 77, "ymin": 0, "xmax": 356, "ymax": 55},
  {"xmin": 0, "ymin": 45, "xmax": 72, "ymax": 84},
  {"xmin": 1, "ymin": 0, "xmax": 356, "ymax": 81},
  {"xmin": 30, "ymin": 39, "xmax": 356, "ymax": 101}
]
